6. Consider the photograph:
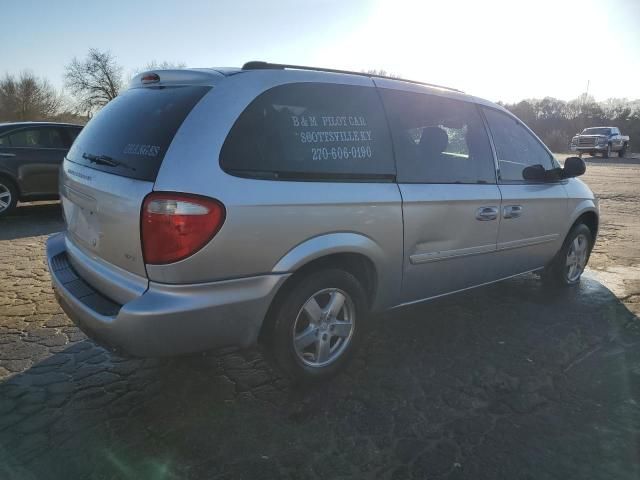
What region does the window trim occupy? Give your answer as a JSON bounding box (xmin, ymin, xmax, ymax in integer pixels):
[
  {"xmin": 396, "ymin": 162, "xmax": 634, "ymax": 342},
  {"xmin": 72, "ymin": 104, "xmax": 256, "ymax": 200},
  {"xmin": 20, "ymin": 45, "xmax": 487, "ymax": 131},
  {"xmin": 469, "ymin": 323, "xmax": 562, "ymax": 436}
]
[
  {"xmin": 219, "ymin": 82, "xmax": 397, "ymax": 183},
  {"xmin": 225, "ymin": 169, "xmax": 396, "ymax": 183},
  {"xmin": 477, "ymin": 104, "xmax": 501, "ymax": 185},
  {"xmin": 480, "ymin": 106, "xmax": 563, "ymax": 185}
]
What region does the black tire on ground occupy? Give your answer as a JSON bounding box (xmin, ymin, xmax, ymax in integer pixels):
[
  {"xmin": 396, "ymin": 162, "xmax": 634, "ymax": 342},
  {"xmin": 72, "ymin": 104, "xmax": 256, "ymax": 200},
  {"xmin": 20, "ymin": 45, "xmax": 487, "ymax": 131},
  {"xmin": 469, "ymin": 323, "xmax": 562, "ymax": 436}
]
[
  {"xmin": 542, "ymin": 223, "xmax": 593, "ymax": 287},
  {"xmin": 618, "ymin": 143, "xmax": 627, "ymax": 158},
  {"xmin": 0, "ymin": 177, "xmax": 18, "ymax": 217},
  {"xmin": 602, "ymin": 144, "xmax": 611, "ymax": 158},
  {"xmin": 269, "ymin": 268, "xmax": 368, "ymax": 382}
]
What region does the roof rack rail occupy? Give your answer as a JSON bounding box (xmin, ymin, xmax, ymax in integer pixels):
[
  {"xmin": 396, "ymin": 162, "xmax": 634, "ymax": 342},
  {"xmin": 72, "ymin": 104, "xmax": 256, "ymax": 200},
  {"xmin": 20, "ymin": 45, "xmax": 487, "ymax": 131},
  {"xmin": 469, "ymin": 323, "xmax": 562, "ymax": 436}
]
[{"xmin": 241, "ymin": 61, "xmax": 464, "ymax": 93}]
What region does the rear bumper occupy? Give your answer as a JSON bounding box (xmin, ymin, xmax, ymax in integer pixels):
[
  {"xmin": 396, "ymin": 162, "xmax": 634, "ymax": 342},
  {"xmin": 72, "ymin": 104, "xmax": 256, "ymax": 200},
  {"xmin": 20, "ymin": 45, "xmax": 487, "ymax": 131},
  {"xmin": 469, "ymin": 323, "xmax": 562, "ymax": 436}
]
[{"xmin": 46, "ymin": 233, "xmax": 289, "ymax": 357}]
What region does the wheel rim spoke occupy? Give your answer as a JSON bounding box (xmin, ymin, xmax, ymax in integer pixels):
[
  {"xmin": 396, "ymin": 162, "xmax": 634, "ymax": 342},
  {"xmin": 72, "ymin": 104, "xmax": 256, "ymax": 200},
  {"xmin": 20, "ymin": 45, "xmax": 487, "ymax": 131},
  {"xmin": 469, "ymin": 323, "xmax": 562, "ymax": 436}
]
[
  {"xmin": 316, "ymin": 337, "xmax": 331, "ymax": 363},
  {"xmin": 294, "ymin": 326, "xmax": 318, "ymax": 350},
  {"xmin": 573, "ymin": 237, "xmax": 580, "ymax": 253},
  {"xmin": 0, "ymin": 187, "xmax": 10, "ymax": 210},
  {"xmin": 566, "ymin": 253, "xmax": 576, "ymax": 267},
  {"xmin": 303, "ymin": 297, "xmax": 322, "ymax": 323},
  {"xmin": 326, "ymin": 291, "xmax": 346, "ymax": 318}
]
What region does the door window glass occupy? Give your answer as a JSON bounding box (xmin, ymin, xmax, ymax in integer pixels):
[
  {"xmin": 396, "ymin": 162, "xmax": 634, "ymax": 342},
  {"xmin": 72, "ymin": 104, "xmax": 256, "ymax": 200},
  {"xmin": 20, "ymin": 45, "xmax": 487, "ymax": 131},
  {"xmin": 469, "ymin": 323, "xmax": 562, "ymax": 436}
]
[
  {"xmin": 220, "ymin": 83, "xmax": 395, "ymax": 181},
  {"xmin": 483, "ymin": 108, "xmax": 554, "ymax": 182},
  {"xmin": 66, "ymin": 127, "xmax": 82, "ymax": 145},
  {"xmin": 8, "ymin": 128, "xmax": 66, "ymax": 148},
  {"xmin": 380, "ymin": 89, "xmax": 496, "ymax": 184}
]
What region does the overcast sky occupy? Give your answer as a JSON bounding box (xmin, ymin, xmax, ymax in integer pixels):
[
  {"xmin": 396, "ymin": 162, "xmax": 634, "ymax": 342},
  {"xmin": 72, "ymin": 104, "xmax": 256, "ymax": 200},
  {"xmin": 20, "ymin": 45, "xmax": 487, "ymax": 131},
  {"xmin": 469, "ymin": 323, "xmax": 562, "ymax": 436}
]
[{"xmin": 2, "ymin": 0, "xmax": 639, "ymax": 103}]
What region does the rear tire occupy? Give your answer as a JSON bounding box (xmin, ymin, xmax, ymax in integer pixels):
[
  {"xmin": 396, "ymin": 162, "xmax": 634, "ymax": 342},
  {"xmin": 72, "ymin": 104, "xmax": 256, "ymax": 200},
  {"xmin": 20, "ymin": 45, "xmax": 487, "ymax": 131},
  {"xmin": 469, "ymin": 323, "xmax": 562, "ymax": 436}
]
[
  {"xmin": 269, "ymin": 268, "xmax": 368, "ymax": 382},
  {"xmin": 618, "ymin": 143, "xmax": 627, "ymax": 158},
  {"xmin": 542, "ymin": 224, "xmax": 593, "ymax": 287},
  {"xmin": 0, "ymin": 177, "xmax": 17, "ymax": 217}
]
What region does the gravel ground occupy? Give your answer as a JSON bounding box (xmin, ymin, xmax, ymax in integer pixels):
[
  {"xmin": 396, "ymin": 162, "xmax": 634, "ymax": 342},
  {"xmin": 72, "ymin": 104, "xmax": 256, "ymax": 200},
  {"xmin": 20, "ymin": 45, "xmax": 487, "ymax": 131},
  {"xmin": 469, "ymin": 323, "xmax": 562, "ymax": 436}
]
[{"xmin": 0, "ymin": 157, "xmax": 639, "ymax": 479}]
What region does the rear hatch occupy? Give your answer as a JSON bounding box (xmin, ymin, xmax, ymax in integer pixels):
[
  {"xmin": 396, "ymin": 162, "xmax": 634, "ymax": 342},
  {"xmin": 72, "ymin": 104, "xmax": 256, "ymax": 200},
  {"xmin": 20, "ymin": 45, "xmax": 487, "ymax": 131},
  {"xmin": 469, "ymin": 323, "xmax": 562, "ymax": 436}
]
[{"xmin": 62, "ymin": 80, "xmax": 212, "ymax": 281}]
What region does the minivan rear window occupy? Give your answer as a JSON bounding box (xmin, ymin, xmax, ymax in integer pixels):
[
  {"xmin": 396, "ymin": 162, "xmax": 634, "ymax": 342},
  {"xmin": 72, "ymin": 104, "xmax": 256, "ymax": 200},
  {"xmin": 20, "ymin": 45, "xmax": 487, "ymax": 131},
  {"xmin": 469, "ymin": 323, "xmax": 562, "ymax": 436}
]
[
  {"xmin": 220, "ymin": 83, "xmax": 395, "ymax": 181},
  {"xmin": 66, "ymin": 85, "xmax": 210, "ymax": 181}
]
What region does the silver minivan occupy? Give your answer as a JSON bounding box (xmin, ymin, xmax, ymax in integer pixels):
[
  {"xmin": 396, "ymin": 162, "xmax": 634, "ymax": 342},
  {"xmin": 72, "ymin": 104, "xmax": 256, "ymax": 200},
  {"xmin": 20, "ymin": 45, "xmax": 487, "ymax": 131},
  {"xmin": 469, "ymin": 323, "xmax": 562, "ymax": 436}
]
[{"xmin": 46, "ymin": 62, "xmax": 598, "ymax": 380}]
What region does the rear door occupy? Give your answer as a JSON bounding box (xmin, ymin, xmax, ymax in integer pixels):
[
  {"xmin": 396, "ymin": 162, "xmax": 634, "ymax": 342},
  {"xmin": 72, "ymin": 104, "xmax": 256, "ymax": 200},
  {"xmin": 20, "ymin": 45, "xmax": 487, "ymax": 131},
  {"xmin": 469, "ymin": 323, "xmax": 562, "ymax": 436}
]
[
  {"xmin": 379, "ymin": 87, "xmax": 501, "ymax": 303},
  {"xmin": 0, "ymin": 126, "xmax": 67, "ymax": 196},
  {"xmin": 62, "ymin": 84, "xmax": 211, "ymax": 277},
  {"xmin": 482, "ymin": 107, "xmax": 568, "ymax": 276}
]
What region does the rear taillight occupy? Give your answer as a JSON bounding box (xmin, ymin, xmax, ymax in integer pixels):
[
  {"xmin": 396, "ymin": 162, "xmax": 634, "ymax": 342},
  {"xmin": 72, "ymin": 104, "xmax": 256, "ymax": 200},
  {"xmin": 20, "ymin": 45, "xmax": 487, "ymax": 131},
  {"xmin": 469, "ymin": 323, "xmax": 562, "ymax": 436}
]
[{"xmin": 141, "ymin": 193, "xmax": 225, "ymax": 265}]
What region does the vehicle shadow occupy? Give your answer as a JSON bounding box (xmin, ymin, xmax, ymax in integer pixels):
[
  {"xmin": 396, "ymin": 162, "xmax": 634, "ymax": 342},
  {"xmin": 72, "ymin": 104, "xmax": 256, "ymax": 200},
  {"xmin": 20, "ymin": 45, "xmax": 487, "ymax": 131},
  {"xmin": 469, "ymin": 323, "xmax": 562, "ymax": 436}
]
[
  {"xmin": 0, "ymin": 202, "xmax": 64, "ymax": 241},
  {"xmin": 582, "ymin": 155, "xmax": 640, "ymax": 166},
  {"xmin": 0, "ymin": 274, "xmax": 639, "ymax": 479}
]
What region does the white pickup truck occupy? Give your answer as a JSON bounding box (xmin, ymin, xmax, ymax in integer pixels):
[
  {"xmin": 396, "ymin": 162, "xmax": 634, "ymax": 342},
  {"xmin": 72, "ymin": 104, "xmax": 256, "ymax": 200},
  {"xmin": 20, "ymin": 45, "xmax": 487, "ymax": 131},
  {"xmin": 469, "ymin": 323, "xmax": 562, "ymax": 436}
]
[{"xmin": 570, "ymin": 126, "xmax": 630, "ymax": 158}]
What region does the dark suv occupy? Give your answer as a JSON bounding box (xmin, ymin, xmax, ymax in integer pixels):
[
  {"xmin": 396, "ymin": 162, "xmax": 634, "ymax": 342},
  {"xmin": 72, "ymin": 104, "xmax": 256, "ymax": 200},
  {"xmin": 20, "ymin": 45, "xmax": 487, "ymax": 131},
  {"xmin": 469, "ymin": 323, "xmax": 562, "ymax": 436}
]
[{"xmin": 0, "ymin": 121, "xmax": 83, "ymax": 216}]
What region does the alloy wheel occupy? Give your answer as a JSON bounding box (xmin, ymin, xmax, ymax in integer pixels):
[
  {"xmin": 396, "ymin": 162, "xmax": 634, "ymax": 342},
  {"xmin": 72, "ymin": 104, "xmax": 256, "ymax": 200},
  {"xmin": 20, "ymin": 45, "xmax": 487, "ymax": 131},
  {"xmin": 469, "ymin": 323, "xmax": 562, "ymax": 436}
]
[
  {"xmin": 292, "ymin": 288, "xmax": 356, "ymax": 367},
  {"xmin": 0, "ymin": 183, "xmax": 12, "ymax": 213},
  {"xmin": 566, "ymin": 233, "xmax": 589, "ymax": 282}
]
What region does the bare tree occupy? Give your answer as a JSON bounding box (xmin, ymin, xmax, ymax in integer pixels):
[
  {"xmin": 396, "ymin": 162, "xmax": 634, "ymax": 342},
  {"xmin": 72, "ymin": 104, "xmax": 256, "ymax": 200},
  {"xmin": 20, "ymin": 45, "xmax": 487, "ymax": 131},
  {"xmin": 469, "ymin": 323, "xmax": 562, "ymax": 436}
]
[
  {"xmin": 64, "ymin": 48, "xmax": 124, "ymax": 115},
  {"xmin": 139, "ymin": 60, "xmax": 187, "ymax": 71},
  {"xmin": 129, "ymin": 60, "xmax": 187, "ymax": 82},
  {"xmin": 363, "ymin": 69, "xmax": 401, "ymax": 79},
  {"xmin": 0, "ymin": 71, "xmax": 62, "ymax": 121}
]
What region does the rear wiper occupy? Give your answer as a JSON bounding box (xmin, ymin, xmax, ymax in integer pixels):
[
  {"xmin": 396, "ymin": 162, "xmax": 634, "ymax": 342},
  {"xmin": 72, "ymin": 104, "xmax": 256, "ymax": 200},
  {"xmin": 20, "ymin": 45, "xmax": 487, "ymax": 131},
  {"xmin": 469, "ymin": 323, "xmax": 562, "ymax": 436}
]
[{"xmin": 82, "ymin": 152, "xmax": 136, "ymax": 171}]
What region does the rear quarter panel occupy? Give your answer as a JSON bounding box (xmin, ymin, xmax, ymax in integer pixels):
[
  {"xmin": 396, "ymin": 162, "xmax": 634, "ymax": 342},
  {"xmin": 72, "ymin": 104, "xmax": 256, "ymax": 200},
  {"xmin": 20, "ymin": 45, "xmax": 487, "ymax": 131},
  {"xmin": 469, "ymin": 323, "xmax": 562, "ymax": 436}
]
[{"xmin": 150, "ymin": 71, "xmax": 404, "ymax": 310}]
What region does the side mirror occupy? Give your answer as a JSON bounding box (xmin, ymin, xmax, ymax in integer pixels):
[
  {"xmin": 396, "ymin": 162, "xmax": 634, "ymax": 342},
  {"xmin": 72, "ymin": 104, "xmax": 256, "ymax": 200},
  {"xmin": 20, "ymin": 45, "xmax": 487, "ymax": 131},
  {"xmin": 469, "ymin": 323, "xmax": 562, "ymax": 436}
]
[
  {"xmin": 522, "ymin": 164, "xmax": 546, "ymax": 181},
  {"xmin": 562, "ymin": 156, "xmax": 586, "ymax": 178}
]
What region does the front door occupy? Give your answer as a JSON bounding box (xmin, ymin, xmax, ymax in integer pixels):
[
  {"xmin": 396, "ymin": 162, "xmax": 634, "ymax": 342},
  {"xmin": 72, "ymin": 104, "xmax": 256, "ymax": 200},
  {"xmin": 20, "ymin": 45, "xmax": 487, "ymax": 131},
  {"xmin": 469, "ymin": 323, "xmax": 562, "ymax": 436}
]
[
  {"xmin": 378, "ymin": 86, "xmax": 501, "ymax": 304},
  {"xmin": 482, "ymin": 108, "xmax": 568, "ymax": 277}
]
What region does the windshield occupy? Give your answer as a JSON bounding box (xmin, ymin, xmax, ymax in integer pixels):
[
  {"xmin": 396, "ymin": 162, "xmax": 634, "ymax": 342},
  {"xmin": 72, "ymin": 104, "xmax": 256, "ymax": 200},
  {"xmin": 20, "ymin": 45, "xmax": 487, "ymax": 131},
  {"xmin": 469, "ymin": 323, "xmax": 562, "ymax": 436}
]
[{"xmin": 582, "ymin": 127, "xmax": 611, "ymax": 135}]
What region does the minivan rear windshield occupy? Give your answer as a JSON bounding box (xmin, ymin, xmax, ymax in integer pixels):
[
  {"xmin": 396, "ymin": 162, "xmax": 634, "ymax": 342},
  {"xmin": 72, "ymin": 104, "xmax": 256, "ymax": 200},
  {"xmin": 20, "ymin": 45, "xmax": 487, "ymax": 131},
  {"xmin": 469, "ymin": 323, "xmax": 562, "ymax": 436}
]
[{"xmin": 66, "ymin": 85, "xmax": 210, "ymax": 181}]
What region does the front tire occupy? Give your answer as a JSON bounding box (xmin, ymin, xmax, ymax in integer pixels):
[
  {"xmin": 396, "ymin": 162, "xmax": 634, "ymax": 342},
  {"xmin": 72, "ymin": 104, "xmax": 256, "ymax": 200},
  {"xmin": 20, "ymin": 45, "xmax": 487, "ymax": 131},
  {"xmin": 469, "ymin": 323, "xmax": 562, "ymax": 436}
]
[
  {"xmin": 542, "ymin": 224, "xmax": 593, "ymax": 287},
  {"xmin": 0, "ymin": 178, "xmax": 17, "ymax": 217},
  {"xmin": 269, "ymin": 268, "xmax": 368, "ymax": 381},
  {"xmin": 618, "ymin": 143, "xmax": 627, "ymax": 158},
  {"xmin": 602, "ymin": 144, "xmax": 611, "ymax": 158}
]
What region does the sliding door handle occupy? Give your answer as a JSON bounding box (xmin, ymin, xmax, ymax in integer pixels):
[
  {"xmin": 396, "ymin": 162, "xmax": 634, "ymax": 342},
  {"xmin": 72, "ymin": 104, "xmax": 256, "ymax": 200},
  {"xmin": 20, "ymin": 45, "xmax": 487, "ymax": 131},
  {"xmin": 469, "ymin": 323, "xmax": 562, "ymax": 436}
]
[
  {"xmin": 476, "ymin": 206, "xmax": 499, "ymax": 221},
  {"xmin": 503, "ymin": 205, "xmax": 523, "ymax": 219}
]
